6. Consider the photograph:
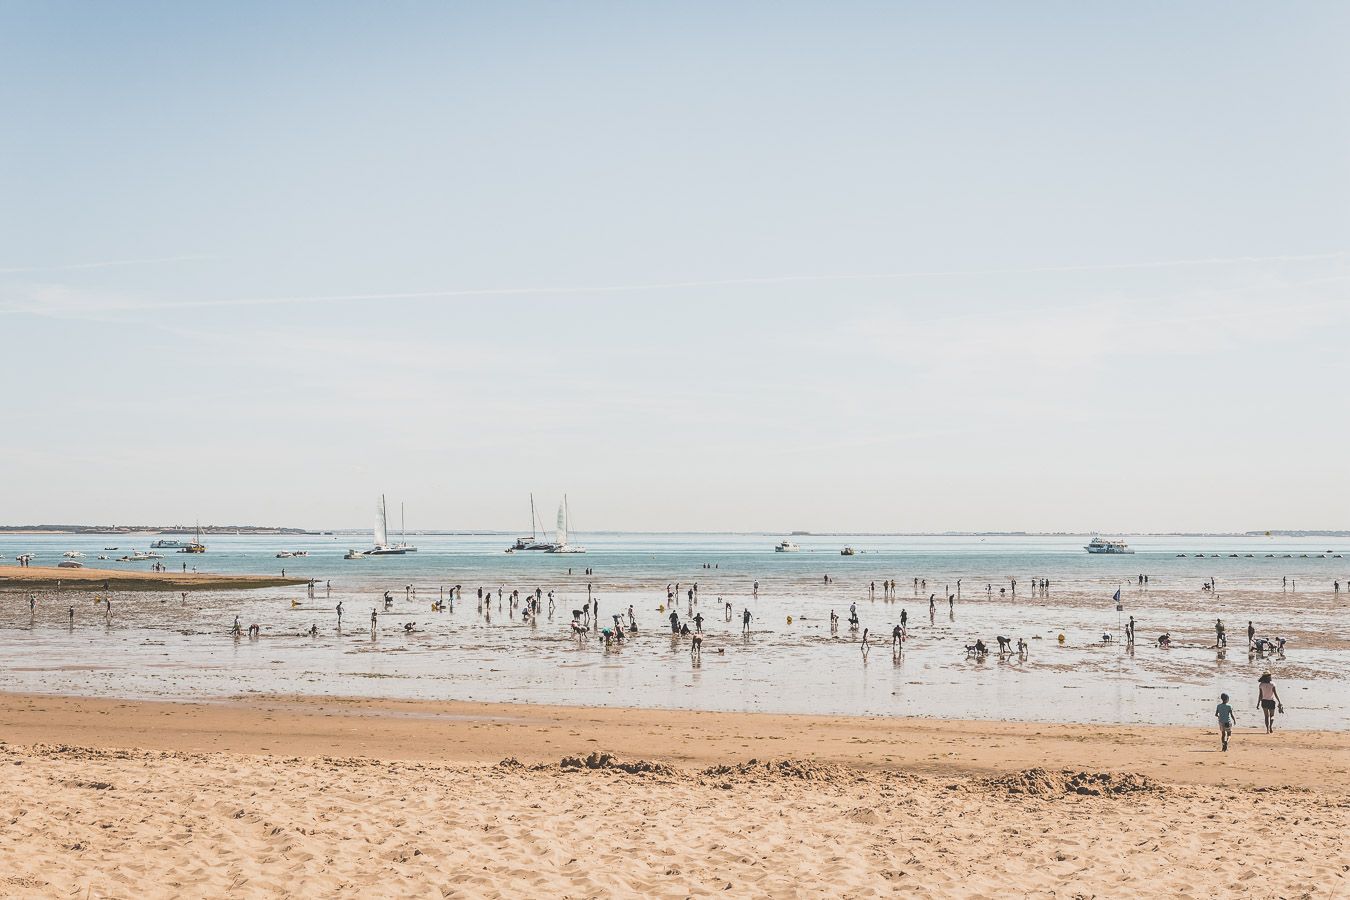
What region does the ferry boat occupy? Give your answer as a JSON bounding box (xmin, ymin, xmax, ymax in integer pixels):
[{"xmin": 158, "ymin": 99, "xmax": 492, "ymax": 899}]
[
  {"xmin": 1084, "ymin": 536, "xmax": 1134, "ymax": 555},
  {"xmin": 775, "ymin": 540, "xmax": 801, "ymax": 552},
  {"xmin": 150, "ymin": 539, "xmax": 185, "ymax": 549}
]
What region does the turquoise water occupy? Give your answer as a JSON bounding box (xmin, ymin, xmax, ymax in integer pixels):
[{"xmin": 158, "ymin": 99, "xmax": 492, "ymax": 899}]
[
  {"xmin": 2, "ymin": 532, "xmax": 1347, "ymax": 728},
  {"xmin": 6, "ymin": 531, "xmax": 1344, "ymax": 589}
]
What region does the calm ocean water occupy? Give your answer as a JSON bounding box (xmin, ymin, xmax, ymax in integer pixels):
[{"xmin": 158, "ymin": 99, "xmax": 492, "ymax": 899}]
[{"xmin": 2, "ymin": 532, "xmax": 1347, "ymax": 728}]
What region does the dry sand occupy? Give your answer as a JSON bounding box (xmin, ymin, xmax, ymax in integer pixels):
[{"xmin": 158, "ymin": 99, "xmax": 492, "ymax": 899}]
[
  {"xmin": 0, "ymin": 693, "xmax": 1345, "ymax": 898},
  {"xmin": 0, "ymin": 566, "xmax": 307, "ymax": 591}
]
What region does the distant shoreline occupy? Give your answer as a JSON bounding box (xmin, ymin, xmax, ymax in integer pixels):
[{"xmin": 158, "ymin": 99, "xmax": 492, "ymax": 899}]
[{"xmin": 1, "ymin": 527, "xmax": 1347, "ymax": 538}]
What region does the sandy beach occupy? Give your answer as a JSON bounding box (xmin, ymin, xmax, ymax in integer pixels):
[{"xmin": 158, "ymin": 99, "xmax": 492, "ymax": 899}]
[{"xmin": 0, "ymin": 693, "xmax": 1345, "ymax": 898}]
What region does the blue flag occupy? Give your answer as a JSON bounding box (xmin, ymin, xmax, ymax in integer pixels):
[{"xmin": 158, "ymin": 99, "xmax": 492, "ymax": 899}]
[{"xmin": 1113, "ymin": 589, "xmax": 1122, "ymax": 611}]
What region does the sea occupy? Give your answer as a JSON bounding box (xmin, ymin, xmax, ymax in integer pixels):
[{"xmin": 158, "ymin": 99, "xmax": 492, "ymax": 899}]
[{"xmin": 2, "ymin": 532, "xmax": 1347, "ymax": 729}]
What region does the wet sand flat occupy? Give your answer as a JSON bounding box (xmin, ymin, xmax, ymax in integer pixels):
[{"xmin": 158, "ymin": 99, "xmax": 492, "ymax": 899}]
[
  {"xmin": 0, "ymin": 566, "xmax": 309, "ymax": 591},
  {"xmin": 0, "ymin": 692, "xmax": 1346, "ymax": 898}
]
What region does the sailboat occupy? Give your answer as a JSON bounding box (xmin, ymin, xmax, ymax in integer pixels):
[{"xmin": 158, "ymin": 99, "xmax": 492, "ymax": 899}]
[
  {"xmin": 546, "ymin": 495, "xmax": 586, "ymax": 554},
  {"xmin": 395, "ymin": 501, "xmax": 418, "ymax": 553},
  {"xmin": 179, "ymin": 522, "xmax": 207, "ymax": 553},
  {"xmin": 365, "ymin": 495, "xmax": 409, "ymax": 555},
  {"xmin": 507, "ymin": 493, "xmax": 557, "ymax": 551}
]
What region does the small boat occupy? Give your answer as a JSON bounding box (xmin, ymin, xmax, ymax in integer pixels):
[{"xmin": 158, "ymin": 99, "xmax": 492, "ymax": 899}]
[
  {"xmin": 276, "ymin": 551, "xmax": 309, "ymax": 558},
  {"xmin": 170, "ymin": 523, "xmax": 207, "ymax": 554},
  {"xmin": 104, "ymin": 546, "xmax": 118, "ymax": 551},
  {"xmin": 775, "ymin": 540, "xmax": 801, "ymax": 552},
  {"xmin": 97, "ymin": 555, "xmax": 109, "ymax": 560},
  {"xmin": 840, "ymin": 546, "xmax": 858, "ymax": 556},
  {"xmin": 63, "ymin": 551, "xmax": 85, "ymax": 558},
  {"xmin": 344, "ymin": 549, "xmax": 367, "ymax": 560},
  {"xmin": 1085, "ymin": 536, "xmax": 1133, "ymax": 554}
]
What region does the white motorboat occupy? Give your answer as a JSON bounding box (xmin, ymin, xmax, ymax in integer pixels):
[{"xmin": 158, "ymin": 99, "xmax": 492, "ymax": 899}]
[
  {"xmin": 840, "ymin": 546, "xmax": 858, "ymax": 556},
  {"xmin": 775, "ymin": 540, "xmax": 801, "ymax": 552},
  {"xmin": 63, "ymin": 551, "xmax": 85, "ymax": 558},
  {"xmin": 344, "ymin": 549, "xmax": 366, "ymax": 559},
  {"xmin": 545, "ymin": 495, "xmax": 586, "ymax": 553},
  {"xmin": 1085, "ymin": 536, "xmax": 1134, "ymax": 554}
]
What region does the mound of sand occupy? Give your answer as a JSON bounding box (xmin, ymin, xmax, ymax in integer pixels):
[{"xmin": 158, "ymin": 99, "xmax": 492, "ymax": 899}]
[
  {"xmin": 555, "ymin": 751, "xmax": 678, "ymax": 776},
  {"xmin": 700, "ymin": 758, "xmax": 859, "ymax": 783},
  {"xmin": 982, "ymin": 767, "xmax": 1160, "ymax": 797}
]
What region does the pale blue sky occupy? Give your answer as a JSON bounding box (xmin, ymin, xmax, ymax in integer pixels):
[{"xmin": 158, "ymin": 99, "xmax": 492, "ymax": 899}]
[{"xmin": 2, "ymin": 2, "xmax": 1347, "ymax": 532}]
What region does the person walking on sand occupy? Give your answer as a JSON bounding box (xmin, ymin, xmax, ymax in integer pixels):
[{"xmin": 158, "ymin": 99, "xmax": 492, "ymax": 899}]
[
  {"xmin": 336, "ymin": 601, "xmax": 344, "ymax": 628},
  {"xmin": 1247, "ymin": 621, "xmax": 1256, "ymax": 648},
  {"xmin": 1215, "ymin": 618, "xmax": 1226, "ymax": 648},
  {"xmin": 1257, "ymin": 673, "xmax": 1283, "ymax": 733},
  {"xmin": 742, "ymin": 608, "xmax": 752, "ymax": 633},
  {"xmin": 1215, "ymin": 693, "xmax": 1237, "ymax": 751}
]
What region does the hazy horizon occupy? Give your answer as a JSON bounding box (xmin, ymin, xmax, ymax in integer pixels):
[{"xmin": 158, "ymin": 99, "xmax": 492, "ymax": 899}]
[{"xmin": 3, "ymin": 3, "xmax": 1348, "ymax": 532}]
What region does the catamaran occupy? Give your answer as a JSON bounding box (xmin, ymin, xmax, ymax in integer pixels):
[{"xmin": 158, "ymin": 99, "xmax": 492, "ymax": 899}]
[
  {"xmin": 507, "ymin": 493, "xmax": 558, "ymax": 551},
  {"xmin": 545, "ymin": 495, "xmax": 586, "ymax": 553},
  {"xmin": 362, "ymin": 495, "xmax": 418, "ymax": 555}
]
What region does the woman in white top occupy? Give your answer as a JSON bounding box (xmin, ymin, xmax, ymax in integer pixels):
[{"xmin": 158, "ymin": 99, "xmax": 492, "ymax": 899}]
[{"xmin": 1256, "ymin": 673, "xmax": 1283, "ymax": 733}]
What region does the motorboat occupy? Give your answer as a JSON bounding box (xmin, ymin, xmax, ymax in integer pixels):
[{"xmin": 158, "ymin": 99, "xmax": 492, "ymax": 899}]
[
  {"xmin": 63, "ymin": 551, "xmax": 85, "ymax": 558},
  {"xmin": 343, "ymin": 549, "xmax": 367, "ymax": 560},
  {"xmin": 840, "ymin": 546, "xmax": 858, "ymax": 556},
  {"xmin": 775, "ymin": 540, "xmax": 801, "ymax": 552},
  {"xmin": 545, "ymin": 495, "xmax": 586, "ymax": 554},
  {"xmin": 276, "ymin": 551, "xmax": 309, "ymax": 558},
  {"xmin": 104, "ymin": 546, "xmax": 118, "ymax": 551},
  {"xmin": 1084, "ymin": 536, "xmax": 1134, "ymax": 554}
]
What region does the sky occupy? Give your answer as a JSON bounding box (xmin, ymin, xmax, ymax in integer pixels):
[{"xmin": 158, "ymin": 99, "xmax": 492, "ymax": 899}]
[{"xmin": 1, "ymin": 2, "xmax": 1348, "ymax": 533}]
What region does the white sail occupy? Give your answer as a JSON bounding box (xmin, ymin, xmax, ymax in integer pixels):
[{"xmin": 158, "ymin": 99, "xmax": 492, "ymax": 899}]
[
  {"xmin": 555, "ymin": 500, "xmax": 567, "ymax": 546},
  {"xmin": 375, "ymin": 495, "xmax": 389, "ymax": 547}
]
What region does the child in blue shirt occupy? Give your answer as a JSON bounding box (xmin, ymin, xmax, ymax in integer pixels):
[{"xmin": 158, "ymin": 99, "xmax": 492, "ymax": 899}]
[{"xmin": 1215, "ymin": 693, "xmax": 1237, "ymax": 752}]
